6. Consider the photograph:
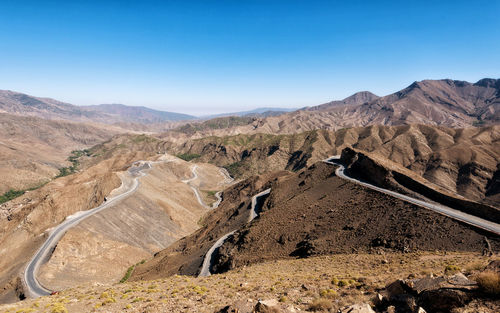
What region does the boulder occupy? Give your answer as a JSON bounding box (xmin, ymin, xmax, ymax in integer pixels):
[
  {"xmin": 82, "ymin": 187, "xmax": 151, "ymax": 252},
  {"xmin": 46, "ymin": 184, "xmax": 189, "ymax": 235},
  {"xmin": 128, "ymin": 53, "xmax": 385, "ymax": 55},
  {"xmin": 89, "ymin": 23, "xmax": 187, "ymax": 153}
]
[
  {"xmin": 444, "ymin": 273, "xmax": 477, "ymax": 290},
  {"xmin": 216, "ymin": 300, "xmax": 254, "ymax": 313},
  {"xmin": 383, "ymin": 280, "xmax": 408, "ymax": 298},
  {"xmin": 338, "ymin": 303, "xmax": 376, "ymax": 313},
  {"xmin": 404, "ymin": 276, "xmax": 446, "ymax": 294},
  {"xmin": 419, "ymin": 288, "xmax": 471, "ymax": 312},
  {"xmin": 390, "ymin": 294, "xmax": 417, "ymax": 313},
  {"xmin": 254, "ymin": 299, "xmax": 281, "ymax": 313}
]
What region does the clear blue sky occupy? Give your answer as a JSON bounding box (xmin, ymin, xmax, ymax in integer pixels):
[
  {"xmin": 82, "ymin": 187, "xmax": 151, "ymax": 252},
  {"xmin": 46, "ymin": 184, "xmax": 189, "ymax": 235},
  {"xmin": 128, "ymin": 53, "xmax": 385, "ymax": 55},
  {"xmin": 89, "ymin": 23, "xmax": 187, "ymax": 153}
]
[{"xmin": 0, "ymin": 1, "xmax": 499, "ymax": 115}]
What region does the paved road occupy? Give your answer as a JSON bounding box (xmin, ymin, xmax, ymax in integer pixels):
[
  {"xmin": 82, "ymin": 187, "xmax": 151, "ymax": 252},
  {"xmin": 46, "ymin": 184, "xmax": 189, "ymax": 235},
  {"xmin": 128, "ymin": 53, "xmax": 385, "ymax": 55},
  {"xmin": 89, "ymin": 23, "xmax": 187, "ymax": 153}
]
[
  {"xmin": 199, "ymin": 188, "xmax": 271, "ymax": 277},
  {"xmin": 182, "ymin": 165, "xmax": 210, "ymax": 209},
  {"xmin": 323, "ymin": 156, "xmax": 500, "ymax": 236},
  {"xmin": 183, "ymin": 166, "xmax": 234, "ymax": 210},
  {"xmin": 23, "ymin": 162, "xmax": 152, "ymax": 298}
]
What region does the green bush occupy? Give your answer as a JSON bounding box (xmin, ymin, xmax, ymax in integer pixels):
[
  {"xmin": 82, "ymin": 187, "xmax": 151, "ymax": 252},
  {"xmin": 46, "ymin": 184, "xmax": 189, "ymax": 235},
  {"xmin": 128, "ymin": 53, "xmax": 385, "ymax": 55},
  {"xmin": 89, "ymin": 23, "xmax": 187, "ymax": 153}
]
[
  {"xmin": 0, "ymin": 189, "xmax": 25, "ymax": 204},
  {"xmin": 176, "ymin": 153, "xmax": 201, "ymax": 161},
  {"xmin": 120, "ymin": 265, "xmax": 135, "ymax": 283}
]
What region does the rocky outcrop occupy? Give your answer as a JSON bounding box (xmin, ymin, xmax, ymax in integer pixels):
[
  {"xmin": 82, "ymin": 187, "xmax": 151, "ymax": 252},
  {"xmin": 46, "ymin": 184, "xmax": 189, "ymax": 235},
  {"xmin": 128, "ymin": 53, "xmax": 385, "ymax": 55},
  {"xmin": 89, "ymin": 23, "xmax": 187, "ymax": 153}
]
[
  {"xmin": 375, "ymin": 271, "xmax": 496, "ymax": 313},
  {"xmin": 341, "ymin": 147, "xmax": 500, "ymax": 223},
  {"xmin": 338, "ymin": 303, "xmax": 376, "ymax": 313}
]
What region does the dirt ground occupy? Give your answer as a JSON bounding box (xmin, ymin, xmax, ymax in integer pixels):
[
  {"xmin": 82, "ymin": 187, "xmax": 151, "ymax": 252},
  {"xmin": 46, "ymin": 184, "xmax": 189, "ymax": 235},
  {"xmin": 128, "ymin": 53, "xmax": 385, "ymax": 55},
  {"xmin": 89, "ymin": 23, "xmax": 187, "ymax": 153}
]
[{"xmin": 1, "ymin": 252, "xmax": 497, "ymax": 313}]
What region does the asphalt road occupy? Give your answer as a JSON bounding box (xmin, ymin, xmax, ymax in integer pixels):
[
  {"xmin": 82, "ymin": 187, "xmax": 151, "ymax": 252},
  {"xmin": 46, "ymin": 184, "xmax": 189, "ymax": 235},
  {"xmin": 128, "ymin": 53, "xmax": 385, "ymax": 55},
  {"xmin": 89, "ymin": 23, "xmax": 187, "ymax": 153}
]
[
  {"xmin": 182, "ymin": 165, "xmax": 211, "ymax": 209},
  {"xmin": 23, "ymin": 161, "xmax": 152, "ymax": 298},
  {"xmin": 199, "ymin": 188, "xmax": 271, "ymax": 277},
  {"xmin": 323, "ymin": 156, "xmax": 500, "ymax": 236},
  {"xmin": 183, "ymin": 165, "xmax": 234, "ymax": 210}
]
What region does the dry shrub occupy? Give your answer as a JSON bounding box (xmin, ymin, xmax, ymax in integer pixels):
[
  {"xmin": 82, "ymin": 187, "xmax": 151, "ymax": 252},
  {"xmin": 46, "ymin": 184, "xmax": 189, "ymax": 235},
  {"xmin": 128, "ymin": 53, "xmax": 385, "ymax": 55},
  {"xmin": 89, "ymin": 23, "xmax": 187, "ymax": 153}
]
[
  {"xmin": 476, "ymin": 271, "xmax": 500, "ymax": 295},
  {"xmin": 308, "ymin": 298, "xmax": 332, "ymax": 311}
]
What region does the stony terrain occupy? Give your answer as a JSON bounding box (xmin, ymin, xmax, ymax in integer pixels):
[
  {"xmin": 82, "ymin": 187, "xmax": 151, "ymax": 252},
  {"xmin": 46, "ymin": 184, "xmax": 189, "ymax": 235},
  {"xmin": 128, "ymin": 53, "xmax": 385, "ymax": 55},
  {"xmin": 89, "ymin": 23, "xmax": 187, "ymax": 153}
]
[
  {"xmin": 131, "ymin": 161, "xmax": 499, "ymax": 283},
  {"xmin": 0, "ymin": 252, "xmax": 496, "ymax": 313}
]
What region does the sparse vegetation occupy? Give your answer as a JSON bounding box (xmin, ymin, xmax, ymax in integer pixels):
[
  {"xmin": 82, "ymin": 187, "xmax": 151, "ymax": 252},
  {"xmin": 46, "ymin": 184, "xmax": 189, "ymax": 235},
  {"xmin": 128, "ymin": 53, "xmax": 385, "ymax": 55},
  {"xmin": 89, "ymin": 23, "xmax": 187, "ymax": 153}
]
[
  {"xmin": 0, "ymin": 189, "xmax": 25, "ymax": 204},
  {"xmin": 319, "ymin": 288, "xmax": 337, "ymax": 299},
  {"xmin": 131, "ymin": 134, "xmax": 158, "ymax": 143},
  {"xmin": 0, "ymin": 253, "xmax": 494, "ymax": 313},
  {"xmin": 56, "ymin": 149, "xmax": 90, "ymax": 178},
  {"xmin": 0, "ymin": 181, "xmax": 49, "ymax": 204},
  {"xmin": 174, "ymin": 116, "xmax": 256, "ymax": 134},
  {"xmin": 444, "ymin": 264, "xmax": 461, "ymax": 275},
  {"xmin": 120, "ymin": 265, "xmax": 135, "ymax": 283},
  {"xmin": 176, "ymin": 153, "xmax": 201, "ymax": 162},
  {"xmin": 476, "ymin": 271, "xmax": 500, "ymax": 295},
  {"xmin": 120, "ymin": 260, "xmax": 146, "ymax": 283},
  {"xmin": 224, "ymin": 161, "xmax": 247, "ymax": 178},
  {"xmin": 308, "ymin": 298, "xmax": 332, "ymax": 311}
]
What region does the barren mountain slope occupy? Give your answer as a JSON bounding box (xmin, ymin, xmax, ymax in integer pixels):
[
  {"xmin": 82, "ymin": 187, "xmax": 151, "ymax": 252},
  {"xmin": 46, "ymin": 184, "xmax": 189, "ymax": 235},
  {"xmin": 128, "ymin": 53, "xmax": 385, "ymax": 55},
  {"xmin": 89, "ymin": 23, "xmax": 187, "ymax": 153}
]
[
  {"xmin": 0, "ymin": 113, "xmax": 122, "ymax": 194},
  {"xmin": 81, "ymin": 103, "xmax": 195, "ymax": 123},
  {"xmin": 37, "ymin": 156, "xmax": 231, "ymax": 291},
  {"xmin": 0, "ymin": 143, "xmax": 163, "ymax": 303},
  {"xmin": 131, "ymin": 161, "xmax": 499, "ymax": 281},
  {"xmin": 161, "ymin": 125, "xmax": 499, "ymax": 205},
  {"xmin": 0, "ymin": 90, "xmax": 194, "ymax": 124},
  {"xmin": 307, "ymin": 91, "xmax": 380, "ymax": 111},
  {"xmin": 162, "ymin": 78, "xmax": 499, "ymax": 137}
]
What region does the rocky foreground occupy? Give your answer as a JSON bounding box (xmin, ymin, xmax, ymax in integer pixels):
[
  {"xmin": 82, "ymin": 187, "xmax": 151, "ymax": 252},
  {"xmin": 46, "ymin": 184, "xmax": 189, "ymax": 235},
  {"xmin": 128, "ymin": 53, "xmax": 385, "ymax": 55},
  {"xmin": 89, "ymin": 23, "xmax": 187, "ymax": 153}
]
[{"xmin": 1, "ymin": 253, "xmax": 498, "ymax": 313}]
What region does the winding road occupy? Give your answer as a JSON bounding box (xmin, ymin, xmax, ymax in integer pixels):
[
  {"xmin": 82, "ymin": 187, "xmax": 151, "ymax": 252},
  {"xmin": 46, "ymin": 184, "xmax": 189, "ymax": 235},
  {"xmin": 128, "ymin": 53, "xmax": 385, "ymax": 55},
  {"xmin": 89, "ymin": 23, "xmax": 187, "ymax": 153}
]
[
  {"xmin": 183, "ymin": 166, "xmax": 234, "ymax": 209},
  {"xmin": 323, "ymin": 156, "xmax": 500, "ymax": 236},
  {"xmin": 23, "ymin": 162, "xmax": 153, "ymax": 298},
  {"xmin": 199, "ymin": 188, "xmax": 271, "ymax": 277},
  {"xmin": 24, "ymin": 158, "xmax": 233, "ymax": 298}
]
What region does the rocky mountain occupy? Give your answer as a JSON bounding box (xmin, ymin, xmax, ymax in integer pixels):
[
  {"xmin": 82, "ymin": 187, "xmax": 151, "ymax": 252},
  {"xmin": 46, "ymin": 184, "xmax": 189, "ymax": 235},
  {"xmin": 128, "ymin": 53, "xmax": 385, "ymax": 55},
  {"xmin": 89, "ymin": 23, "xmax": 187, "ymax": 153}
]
[
  {"xmin": 0, "ymin": 90, "xmax": 194, "ymax": 124},
  {"xmin": 82, "ymin": 103, "xmax": 195, "ymax": 123},
  {"xmin": 130, "ymin": 160, "xmax": 499, "ymax": 281},
  {"xmin": 161, "ymin": 124, "xmax": 500, "ymax": 206},
  {"xmin": 165, "ymin": 78, "xmax": 499, "ymax": 137},
  {"xmin": 0, "ymin": 113, "xmax": 123, "ymax": 194},
  {"xmin": 307, "ymin": 91, "xmax": 380, "ymax": 111},
  {"xmin": 305, "ymin": 78, "xmax": 500, "ymax": 127},
  {"xmin": 0, "ymin": 90, "xmax": 100, "ymax": 121}
]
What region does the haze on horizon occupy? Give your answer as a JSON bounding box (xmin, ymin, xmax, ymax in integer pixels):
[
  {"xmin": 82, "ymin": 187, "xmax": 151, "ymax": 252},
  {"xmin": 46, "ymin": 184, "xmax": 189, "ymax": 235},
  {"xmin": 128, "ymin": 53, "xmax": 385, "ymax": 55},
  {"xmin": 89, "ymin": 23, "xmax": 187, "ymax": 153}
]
[{"xmin": 0, "ymin": 0, "xmax": 499, "ymax": 115}]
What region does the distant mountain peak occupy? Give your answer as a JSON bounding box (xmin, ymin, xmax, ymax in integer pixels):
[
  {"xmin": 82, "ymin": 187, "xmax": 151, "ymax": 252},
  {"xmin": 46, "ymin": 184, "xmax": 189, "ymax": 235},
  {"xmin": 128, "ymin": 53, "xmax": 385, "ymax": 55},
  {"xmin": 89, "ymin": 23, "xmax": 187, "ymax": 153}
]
[
  {"xmin": 307, "ymin": 91, "xmax": 379, "ymax": 111},
  {"xmin": 342, "ymin": 91, "xmax": 379, "ymax": 104},
  {"xmin": 474, "ymin": 78, "xmax": 500, "ymax": 88}
]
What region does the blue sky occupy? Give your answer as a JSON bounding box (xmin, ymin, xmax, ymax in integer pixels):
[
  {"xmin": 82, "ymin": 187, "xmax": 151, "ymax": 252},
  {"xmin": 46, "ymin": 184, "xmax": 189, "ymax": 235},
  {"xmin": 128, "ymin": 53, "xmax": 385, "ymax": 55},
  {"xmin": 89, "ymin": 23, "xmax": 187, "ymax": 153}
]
[{"xmin": 0, "ymin": 1, "xmax": 499, "ymax": 115}]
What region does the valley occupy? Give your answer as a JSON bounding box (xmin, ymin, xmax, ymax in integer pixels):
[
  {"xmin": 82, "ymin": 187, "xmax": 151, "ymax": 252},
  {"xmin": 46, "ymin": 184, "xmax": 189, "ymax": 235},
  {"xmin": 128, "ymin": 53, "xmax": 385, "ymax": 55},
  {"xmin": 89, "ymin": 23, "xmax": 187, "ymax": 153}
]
[{"xmin": 0, "ymin": 80, "xmax": 499, "ymax": 313}]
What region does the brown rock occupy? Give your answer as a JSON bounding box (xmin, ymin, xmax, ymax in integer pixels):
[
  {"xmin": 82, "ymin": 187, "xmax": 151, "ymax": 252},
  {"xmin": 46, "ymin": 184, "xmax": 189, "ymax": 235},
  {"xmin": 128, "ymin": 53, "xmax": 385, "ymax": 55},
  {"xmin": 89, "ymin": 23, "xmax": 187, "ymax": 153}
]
[
  {"xmin": 404, "ymin": 276, "xmax": 446, "ymax": 294},
  {"xmin": 338, "ymin": 303, "xmax": 375, "ymax": 312},
  {"xmin": 419, "ymin": 289, "xmax": 471, "ymax": 312},
  {"xmin": 217, "ymin": 300, "xmax": 254, "ymax": 313},
  {"xmin": 383, "ymin": 280, "xmax": 407, "ymax": 298},
  {"xmin": 254, "ymin": 299, "xmax": 281, "ymax": 313}
]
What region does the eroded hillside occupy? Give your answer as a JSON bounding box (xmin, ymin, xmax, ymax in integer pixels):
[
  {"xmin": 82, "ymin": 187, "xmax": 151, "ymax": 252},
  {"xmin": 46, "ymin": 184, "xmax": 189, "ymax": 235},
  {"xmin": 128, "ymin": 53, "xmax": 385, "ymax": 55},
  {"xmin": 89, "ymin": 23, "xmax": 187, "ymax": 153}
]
[
  {"xmin": 160, "ymin": 125, "xmax": 499, "ymax": 206},
  {"xmin": 0, "ymin": 113, "xmax": 123, "ymax": 194},
  {"xmin": 131, "ymin": 161, "xmax": 499, "ymax": 282}
]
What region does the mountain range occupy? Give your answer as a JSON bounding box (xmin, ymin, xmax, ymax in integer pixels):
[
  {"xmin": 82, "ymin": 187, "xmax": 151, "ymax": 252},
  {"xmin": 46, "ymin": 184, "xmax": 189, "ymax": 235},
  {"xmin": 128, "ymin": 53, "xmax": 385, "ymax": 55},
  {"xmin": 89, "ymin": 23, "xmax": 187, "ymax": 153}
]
[
  {"xmin": 0, "ymin": 90, "xmax": 195, "ymax": 124},
  {"xmin": 1, "ymin": 78, "xmax": 498, "ymax": 129}
]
